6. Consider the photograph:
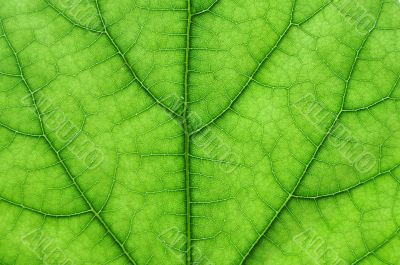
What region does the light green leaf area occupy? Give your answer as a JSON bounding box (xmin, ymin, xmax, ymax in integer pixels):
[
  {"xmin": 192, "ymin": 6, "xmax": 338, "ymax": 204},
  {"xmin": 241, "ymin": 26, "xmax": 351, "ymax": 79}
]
[{"xmin": 0, "ymin": 0, "xmax": 399, "ymax": 264}]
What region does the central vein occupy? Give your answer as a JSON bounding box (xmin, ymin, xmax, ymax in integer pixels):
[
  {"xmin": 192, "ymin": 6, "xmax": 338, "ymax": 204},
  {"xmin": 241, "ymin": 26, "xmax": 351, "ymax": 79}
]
[{"xmin": 183, "ymin": 0, "xmax": 192, "ymax": 264}]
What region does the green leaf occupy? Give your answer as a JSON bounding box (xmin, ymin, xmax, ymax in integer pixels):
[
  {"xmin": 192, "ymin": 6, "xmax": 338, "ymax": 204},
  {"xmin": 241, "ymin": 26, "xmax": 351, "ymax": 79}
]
[{"xmin": 0, "ymin": 0, "xmax": 399, "ymax": 264}]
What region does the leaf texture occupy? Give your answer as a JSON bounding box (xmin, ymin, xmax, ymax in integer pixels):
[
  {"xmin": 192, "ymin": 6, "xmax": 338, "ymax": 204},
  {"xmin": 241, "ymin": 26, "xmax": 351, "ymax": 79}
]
[{"xmin": 0, "ymin": 0, "xmax": 400, "ymax": 264}]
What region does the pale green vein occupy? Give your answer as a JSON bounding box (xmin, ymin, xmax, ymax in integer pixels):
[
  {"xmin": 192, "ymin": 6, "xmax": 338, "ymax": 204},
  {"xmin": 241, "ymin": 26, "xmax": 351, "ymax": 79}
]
[
  {"xmin": 44, "ymin": 0, "xmax": 105, "ymax": 34},
  {"xmin": 192, "ymin": 0, "xmax": 221, "ymax": 17},
  {"xmin": 352, "ymin": 227, "xmax": 400, "ymax": 264},
  {"xmin": 0, "ymin": 196, "xmax": 91, "ymax": 218},
  {"xmin": 343, "ymin": 74, "xmax": 400, "ymax": 112},
  {"xmin": 292, "ymin": 164, "xmax": 400, "ymax": 200},
  {"xmin": 0, "ymin": 122, "xmax": 43, "ymax": 138}
]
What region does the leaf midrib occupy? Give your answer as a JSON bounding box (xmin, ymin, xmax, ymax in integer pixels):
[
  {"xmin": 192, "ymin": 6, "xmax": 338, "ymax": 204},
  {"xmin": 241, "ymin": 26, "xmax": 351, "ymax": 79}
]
[{"xmin": 183, "ymin": 0, "xmax": 193, "ymax": 264}]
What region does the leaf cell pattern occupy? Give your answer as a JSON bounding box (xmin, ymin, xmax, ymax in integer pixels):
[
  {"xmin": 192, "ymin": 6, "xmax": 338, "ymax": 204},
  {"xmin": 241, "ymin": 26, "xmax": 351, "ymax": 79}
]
[{"xmin": 0, "ymin": 0, "xmax": 399, "ymax": 265}]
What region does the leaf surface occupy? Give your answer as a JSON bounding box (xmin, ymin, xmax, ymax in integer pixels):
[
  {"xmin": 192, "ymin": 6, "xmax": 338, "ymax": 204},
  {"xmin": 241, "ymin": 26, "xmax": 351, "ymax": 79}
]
[{"xmin": 0, "ymin": 0, "xmax": 400, "ymax": 264}]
